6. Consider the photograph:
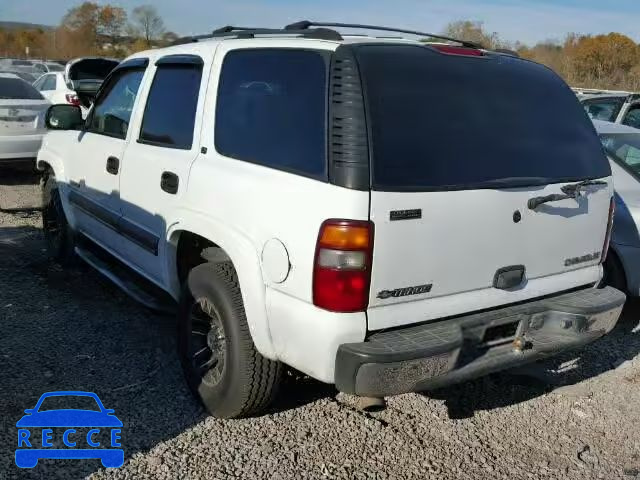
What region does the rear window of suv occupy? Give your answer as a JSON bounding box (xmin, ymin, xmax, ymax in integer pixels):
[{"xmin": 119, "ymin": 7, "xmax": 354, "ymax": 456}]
[{"xmin": 354, "ymin": 45, "xmax": 611, "ymax": 191}]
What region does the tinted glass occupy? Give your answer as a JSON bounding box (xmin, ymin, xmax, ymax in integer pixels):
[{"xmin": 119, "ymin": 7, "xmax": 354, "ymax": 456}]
[
  {"xmin": 354, "ymin": 45, "xmax": 611, "ymax": 190},
  {"xmin": 216, "ymin": 49, "xmax": 327, "ymax": 179},
  {"xmin": 601, "ymin": 133, "xmax": 640, "ymax": 176},
  {"xmin": 89, "ymin": 68, "xmax": 144, "ymax": 139},
  {"xmin": 622, "ymin": 106, "xmax": 640, "ymax": 129},
  {"xmin": 14, "ymin": 72, "xmax": 37, "ymax": 83},
  {"xmin": 139, "ymin": 65, "xmax": 202, "ymax": 149},
  {"xmin": 0, "ymin": 78, "xmax": 44, "ymax": 100},
  {"xmin": 46, "ymin": 64, "xmax": 64, "ymax": 72},
  {"xmin": 41, "ymin": 75, "xmax": 56, "ymax": 91},
  {"xmin": 583, "ymin": 98, "xmax": 625, "ymax": 122}
]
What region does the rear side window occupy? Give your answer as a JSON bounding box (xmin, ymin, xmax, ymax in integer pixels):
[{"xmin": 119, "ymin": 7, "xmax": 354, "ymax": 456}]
[
  {"xmin": 215, "ymin": 49, "xmax": 327, "ymax": 179},
  {"xmin": 0, "ymin": 78, "xmax": 44, "ymax": 100},
  {"xmin": 354, "ymin": 45, "xmax": 611, "ymax": 191},
  {"xmin": 41, "ymin": 75, "xmax": 56, "ymax": 91},
  {"xmin": 139, "ymin": 64, "xmax": 203, "ymax": 149},
  {"xmin": 622, "ymin": 105, "xmax": 640, "ymax": 129},
  {"xmin": 583, "ymin": 97, "xmax": 625, "ymax": 122}
]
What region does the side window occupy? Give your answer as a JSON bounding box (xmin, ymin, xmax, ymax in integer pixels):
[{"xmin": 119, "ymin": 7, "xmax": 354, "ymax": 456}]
[
  {"xmin": 32, "ymin": 76, "xmax": 45, "ymax": 90},
  {"xmin": 215, "ymin": 49, "xmax": 327, "ymax": 179},
  {"xmin": 622, "ymin": 105, "xmax": 640, "ymax": 129},
  {"xmin": 583, "ymin": 98, "xmax": 623, "ymax": 122},
  {"xmin": 139, "ymin": 63, "xmax": 203, "ymax": 149},
  {"xmin": 88, "ymin": 68, "xmax": 145, "ymax": 139},
  {"xmin": 40, "ymin": 75, "xmax": 56, "ymax": 91}
]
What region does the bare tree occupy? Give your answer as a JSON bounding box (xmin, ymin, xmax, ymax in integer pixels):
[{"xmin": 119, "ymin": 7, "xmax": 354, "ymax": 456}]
[{"xmin": 130, "ymin": 5, "xmax": 165, "ymax": 47}]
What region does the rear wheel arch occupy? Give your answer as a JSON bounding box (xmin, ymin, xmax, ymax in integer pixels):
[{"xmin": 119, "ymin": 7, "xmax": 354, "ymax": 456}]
[
  {"xmin": 604, "ymin": 246, "xmax": 628, "ymax": 293},
  {"xmin": 167, "ymin": 222, "xmax": 276, "ymax": 359}
]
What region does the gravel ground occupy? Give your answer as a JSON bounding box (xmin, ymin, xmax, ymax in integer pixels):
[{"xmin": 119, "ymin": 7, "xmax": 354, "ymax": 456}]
[{"xmin": 1, "ymin": 168, "xmax": 640, "ymax": 480}]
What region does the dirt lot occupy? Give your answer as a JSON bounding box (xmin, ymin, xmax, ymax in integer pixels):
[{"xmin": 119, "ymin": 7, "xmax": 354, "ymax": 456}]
[{"xmin": 1, "ymin": 168, "xmax": 640, "ymax": 480}]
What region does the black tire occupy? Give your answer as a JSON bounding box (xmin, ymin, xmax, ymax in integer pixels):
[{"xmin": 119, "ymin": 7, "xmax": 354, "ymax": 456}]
[
  {"xmin": 41, "ymin": 172, "xmax": 76, "ymax": 265},
  {"xmin": 603, "ymin": 251, "xmax": 626, "ymax": 293},
  {"xmin": 178, "ymin": 261, "xmax": 282, "ymax": 418}
]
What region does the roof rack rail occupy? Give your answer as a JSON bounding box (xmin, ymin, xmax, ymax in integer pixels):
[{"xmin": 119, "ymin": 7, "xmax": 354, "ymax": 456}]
[
  {"xmin": 285, "ymin": 21, "xmax": 484, "ymax": 49},
  {"xmin": 171, "ymin": 25, "xmax": 343, "ymax": 45}
]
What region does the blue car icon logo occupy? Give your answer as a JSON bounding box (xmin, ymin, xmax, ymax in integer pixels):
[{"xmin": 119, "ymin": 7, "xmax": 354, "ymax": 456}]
[{"xmin": 15, "ymin": 391, "xmax": 123, "ymax": 469}]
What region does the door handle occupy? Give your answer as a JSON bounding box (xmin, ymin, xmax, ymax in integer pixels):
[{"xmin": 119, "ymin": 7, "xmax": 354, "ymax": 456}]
[
  {"xmin": 160, "ymin": 171, "xmax": 179, "ymax": 194},
  {"xmin": 106, "ymin": 156, "xmax": 119, "ymax": 175}
]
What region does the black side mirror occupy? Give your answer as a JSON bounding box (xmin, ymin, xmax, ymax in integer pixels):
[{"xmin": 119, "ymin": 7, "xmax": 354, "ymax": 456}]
[{"xmin": 46, "ymin": 104, "xmax": 83, "ymax": 130}]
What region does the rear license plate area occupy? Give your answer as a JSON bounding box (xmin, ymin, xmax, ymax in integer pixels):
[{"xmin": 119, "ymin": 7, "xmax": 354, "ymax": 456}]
[{"xmin": 481, "ymin": 321, "xmax": 519, "ymax": 346}]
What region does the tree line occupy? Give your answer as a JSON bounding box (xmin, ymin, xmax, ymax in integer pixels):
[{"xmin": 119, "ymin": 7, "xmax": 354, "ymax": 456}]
[
  {"xmin": 2, "ymin": 6, "xmax": 639, "ymax": 91},
  {"xmin": 444, "ymin": 21, "xmax": 640, "ymax": 91},
  {"xmin": 0, "ymin": 2, "xmax": 178, "ymax": 60}
]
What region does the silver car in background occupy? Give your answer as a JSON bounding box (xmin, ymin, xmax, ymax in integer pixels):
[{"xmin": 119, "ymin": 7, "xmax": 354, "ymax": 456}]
[
  {"xmin": 595, "ymin": 120, "xmax": 640, "ymax": 294},
  {"xmin": 581, "ymin": 91, "xmax": 640, "ymax": 128}
]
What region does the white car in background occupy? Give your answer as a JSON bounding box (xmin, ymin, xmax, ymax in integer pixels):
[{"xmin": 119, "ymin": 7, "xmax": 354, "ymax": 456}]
[
  {"xmin": 33, "ymin": 72, "xmax": 81, "ymax": 109},
  {"xmin": 0, "ymin": 73, "xmax": 50, "ymax": 166},
  {"xmin": 33, "ymin": 58, "xmax": 119, "ymax": 115}
]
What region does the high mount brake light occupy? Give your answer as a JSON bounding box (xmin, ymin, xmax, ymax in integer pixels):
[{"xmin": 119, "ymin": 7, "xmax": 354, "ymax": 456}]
[
  {"xmin": 601, "ymin": 197, "xmax": 615, "ymax": 264},
  {"xmin": 313, "ymin": 220, "xmax": 374, "ymax": 313},
  {"xmin": 431, "ymin": 45, "xmax": 484, "ymax": 57}
]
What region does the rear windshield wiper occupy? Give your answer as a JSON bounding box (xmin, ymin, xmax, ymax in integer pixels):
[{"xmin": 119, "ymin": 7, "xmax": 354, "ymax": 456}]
[
  {"xmin": 528, "ymin": 180, "xmax": 608, "ymax": 210},
  {"xmin": 560, "ymin": 179, "xmax": 608, "ymax": 196}
]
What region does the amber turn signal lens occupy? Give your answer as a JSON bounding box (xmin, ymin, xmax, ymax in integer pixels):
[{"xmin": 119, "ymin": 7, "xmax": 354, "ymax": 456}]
[{"xmin": 319, "ymin": 223, "xmax": 370, "ymax": 250}]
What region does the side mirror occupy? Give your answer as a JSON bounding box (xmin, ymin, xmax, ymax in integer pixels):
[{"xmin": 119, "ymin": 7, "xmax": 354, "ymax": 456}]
[
  {"xmin": 105, "ymin": 409, "xmax": 115, "ymax": 414},
  {"xmin": 24, "ymin": 409, "xmax": 34, "ymax": 414},
  {"xmin": 46, "ymin": 104, "xmax": 83, "ymax": 130}
]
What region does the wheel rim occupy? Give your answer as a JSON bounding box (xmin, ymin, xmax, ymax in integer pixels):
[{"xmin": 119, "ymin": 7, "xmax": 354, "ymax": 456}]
[{"xmin": 189, "ymin": 300, "xmax": 226, "ymax": 387}]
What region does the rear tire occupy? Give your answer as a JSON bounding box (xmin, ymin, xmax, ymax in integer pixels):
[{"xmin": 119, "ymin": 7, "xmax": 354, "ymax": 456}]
[
  {"xmin": 178, "ymin": 262, "xmax": 282, "ymax": 418},
  {"xmin": 41, "ymin": 172, "xmax": 76, "ymax": 265}
]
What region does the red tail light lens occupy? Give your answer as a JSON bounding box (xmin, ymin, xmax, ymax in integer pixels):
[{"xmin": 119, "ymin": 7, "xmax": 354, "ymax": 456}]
[
  {"xmin": 431, "ymin": 45, "xmax": 484, "ymax": 57},
  {"xmin": 313, "ymin": 219, "xmax": 374, "ymax": 313},
  {"xmin": 601, "ymin": 197, "xmax": 615, "ymax": 263},
  {"xmin": 65, "ymin": 94, "xmax": 81, "ymax": 106}
]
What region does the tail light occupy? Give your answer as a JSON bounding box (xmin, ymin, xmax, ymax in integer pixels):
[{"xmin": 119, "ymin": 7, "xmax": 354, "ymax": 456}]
[
  {"xmin": 431, "ymin": 45, "xmax": 484, "ymax": 57},
  {"xmin": 65, "ymin": 94, "xmax": 81, "ymax": 106},
  {"xmin": 313, "ymin": 219, "xmax": 374, "ymax": 313},
  {"xmin": 601, "ymin": 197, "xmax": 615, "ymax": 263}
]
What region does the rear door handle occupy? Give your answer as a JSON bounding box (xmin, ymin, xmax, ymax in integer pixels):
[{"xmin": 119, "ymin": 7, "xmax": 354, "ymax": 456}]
[
  {"xmin": 106, "ymin": 156, "xmax": 119, "ymax": 175},
  {"xmin": 160, "ymin": 171, "xmax": 179, "ymax": 194}
]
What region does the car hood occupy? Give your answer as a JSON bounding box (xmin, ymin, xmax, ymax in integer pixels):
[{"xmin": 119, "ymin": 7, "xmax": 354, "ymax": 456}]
[{"xmin": 16, "ymin": 410, "xmax": 123, "ymax": 428}]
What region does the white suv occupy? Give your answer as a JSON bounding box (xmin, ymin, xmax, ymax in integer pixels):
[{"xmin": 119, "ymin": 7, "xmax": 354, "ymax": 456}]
[{"xmin": 38, "ymin": 22, "xmax": 626, "ymax": 418}]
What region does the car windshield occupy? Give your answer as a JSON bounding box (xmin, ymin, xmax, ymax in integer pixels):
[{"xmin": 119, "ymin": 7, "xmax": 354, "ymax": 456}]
[
  {"xmin": 353, "ymin": 44, "xmax": 611, "ymax": 191},
  {"xmin": 37, "ymin": 395, "xmax": 101, "ymax": 412},
  {"xmin": 601, "ymin": 132, "xmax": 640, "ymax": 176},
  {"xmin": 0, "ymin": 77, "xmax": 44, "ymax": 100},
  {"xmin": 46, "ymin": 63, "xmax": 64, "ymax": 72}
]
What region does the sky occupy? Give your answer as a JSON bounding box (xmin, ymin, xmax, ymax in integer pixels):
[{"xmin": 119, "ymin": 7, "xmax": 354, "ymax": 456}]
[{"xmin": 2, "ymin": 0, "xmax": 640, "ymax": 45}]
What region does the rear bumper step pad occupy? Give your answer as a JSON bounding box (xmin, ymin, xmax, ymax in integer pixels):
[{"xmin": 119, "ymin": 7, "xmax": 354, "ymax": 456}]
[{"xmin": 335, "ymin": 286, "xmax": 625, "ymax": 396}]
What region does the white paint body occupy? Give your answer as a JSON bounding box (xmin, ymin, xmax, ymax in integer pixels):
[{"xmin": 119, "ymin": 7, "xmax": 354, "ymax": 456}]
[
  {"xmin": 33, "ymin": 73, "xmax": 90, "ymax": 117},
  {"xmin": 37, "ymin": 37, "xmax": 611, "ymax": 385}
]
